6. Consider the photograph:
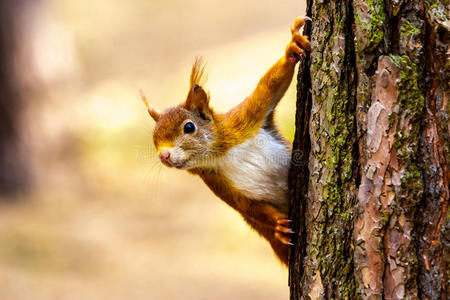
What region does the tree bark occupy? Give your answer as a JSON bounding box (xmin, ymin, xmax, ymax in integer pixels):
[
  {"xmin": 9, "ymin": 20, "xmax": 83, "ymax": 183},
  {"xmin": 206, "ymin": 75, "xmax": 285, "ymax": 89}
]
[
  {"xmin": 0, "ymin": 0, "xmax": 30, "ymax": 197},
  {"xmin": 288, "ymin": 0, "xmax": 449, "ymax": 299}
]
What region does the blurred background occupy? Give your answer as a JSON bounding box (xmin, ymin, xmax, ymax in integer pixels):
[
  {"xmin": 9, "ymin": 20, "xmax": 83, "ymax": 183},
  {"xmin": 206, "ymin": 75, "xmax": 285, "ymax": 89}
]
[{"xmin": 0, "ymin": 0, "xmax": 305, "ymax": 299}]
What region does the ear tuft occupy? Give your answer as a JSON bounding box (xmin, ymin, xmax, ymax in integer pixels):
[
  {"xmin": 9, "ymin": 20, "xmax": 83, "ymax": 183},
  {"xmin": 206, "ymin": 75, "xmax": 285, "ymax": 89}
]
[
  {"xmin": 139, "ymin": 89, "xmax": 161, "ymax": 122},
  {"xmin": 190, "ymin": 57, "xmax": 207, "ymax": 88},
  {"xmin": 185, "ymin": 58, "xmax": 212, "ymax": 120}
]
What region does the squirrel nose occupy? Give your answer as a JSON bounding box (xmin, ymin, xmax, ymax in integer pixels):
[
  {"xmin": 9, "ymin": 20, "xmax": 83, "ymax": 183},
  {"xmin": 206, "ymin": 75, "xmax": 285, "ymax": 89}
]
[{"xmin": 159, "ymin": 150, "xmax": 171, "ymax": 164}]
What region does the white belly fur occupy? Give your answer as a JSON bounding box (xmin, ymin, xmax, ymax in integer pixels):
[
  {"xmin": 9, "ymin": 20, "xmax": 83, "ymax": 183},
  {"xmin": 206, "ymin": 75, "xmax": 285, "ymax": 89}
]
[{"xmin": 218, "ymin": 129, "xmax": 291, "ymax": 208}]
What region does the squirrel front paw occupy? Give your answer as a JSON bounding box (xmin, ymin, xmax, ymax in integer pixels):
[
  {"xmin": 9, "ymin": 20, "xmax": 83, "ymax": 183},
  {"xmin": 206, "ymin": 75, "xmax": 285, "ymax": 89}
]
[
  {"xmin": 285, "ymin": 16, "xmax": 311, "ymax": 63},
  {"xmin": 274, "ymin": 218, "xmax": 295, "ymax": 245}
]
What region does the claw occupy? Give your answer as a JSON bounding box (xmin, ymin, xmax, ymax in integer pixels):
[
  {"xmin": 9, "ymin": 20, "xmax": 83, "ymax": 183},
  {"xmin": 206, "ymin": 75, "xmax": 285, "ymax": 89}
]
[
  {"xmin": 275, "ymin": 225, "xmax": 295, "ymax": 234},
  {"xmin": 291, "ymin": 16, "xmax": 311, "ymax": 34},
  {"xmin": 275, "ymin": 232, "xmax": 293, "ymax": 245},
  {"xmin": 277, "ymin": 219, "xmax": 293, "ymax": 225},
  {"xmin": 274, "ymin": 217, "xmax": 295, "ymax": 245}
]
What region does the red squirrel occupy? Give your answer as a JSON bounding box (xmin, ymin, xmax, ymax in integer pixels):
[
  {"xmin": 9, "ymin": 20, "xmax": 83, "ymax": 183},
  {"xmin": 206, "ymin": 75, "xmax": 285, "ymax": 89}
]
[{"xmin": 141, "ymin": 17, "xmax": 311, "ymax": 265}]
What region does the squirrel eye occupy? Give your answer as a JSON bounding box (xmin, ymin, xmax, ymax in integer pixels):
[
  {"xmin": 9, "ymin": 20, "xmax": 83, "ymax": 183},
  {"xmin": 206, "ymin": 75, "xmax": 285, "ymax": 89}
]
[{"xmin": 183, "ymin": 122, "xmax": 196, "ymax": 134}]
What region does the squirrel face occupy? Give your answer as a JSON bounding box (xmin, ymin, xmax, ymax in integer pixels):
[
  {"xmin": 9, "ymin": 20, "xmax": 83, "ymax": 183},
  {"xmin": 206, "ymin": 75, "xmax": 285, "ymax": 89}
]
[
  {"xmin": 143, "ymin": 84, "xmax": 218, "ymax": 170},
  {"xmin": 141, "ymin": 58, "xmax": 223, "ymax": 169}
]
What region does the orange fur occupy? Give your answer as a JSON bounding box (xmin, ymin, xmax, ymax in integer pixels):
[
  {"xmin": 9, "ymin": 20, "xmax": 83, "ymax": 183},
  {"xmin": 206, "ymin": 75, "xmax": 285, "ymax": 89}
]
[
  {"xmin": 190, "ymin": 56, "xmax": 207, "ymax": 88},
  {"xmin": 143, "ymin": 17, "xmax": 310, "ymax": 265}
]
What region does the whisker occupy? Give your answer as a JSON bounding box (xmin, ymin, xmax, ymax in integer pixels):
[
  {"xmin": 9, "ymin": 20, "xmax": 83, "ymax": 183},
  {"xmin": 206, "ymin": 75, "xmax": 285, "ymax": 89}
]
[
  {"xmin": 141, "ymin": 154, "xmax": 162, "ymax": 200},
  {"xmin": 155, "ymin": 163, "xmax": 164, "ymax": 192},
  {"xmin": 150, "ymin": 161, "xmax": 164, "ymax": 200}
]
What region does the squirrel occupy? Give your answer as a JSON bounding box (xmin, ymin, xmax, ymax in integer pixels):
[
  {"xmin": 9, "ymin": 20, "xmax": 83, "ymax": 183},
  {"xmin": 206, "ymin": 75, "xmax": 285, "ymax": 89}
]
[{"xmin": 140, "ymin": 16, "xmax": 311, "ymax": 265}]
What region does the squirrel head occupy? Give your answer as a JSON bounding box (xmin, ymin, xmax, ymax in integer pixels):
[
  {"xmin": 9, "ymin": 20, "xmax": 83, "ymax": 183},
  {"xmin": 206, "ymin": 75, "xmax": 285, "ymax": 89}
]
[{"xmin": 141, "ymin": 58, "xmax": 219, "ymax": 170}]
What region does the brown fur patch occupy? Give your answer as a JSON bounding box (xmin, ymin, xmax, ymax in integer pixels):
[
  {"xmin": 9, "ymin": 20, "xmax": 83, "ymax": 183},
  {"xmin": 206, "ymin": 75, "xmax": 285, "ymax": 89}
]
[{"xmin": 152, "ymin": 105, "xmax": 188, "ymax": 148}]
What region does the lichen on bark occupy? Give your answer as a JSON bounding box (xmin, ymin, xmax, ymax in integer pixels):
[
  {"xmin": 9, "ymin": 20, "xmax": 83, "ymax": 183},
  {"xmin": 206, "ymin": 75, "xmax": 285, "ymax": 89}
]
[
  {"xmin": 289, "ymin": 0, "xmax": 449, "ymax": 298},
  {"xmin": 305, "ymin": 0, "xmax": 359, "ymax": 298},
  {"xmin": 351, "ymin": 0, "xmax": 435, "ymax": 297},
  {"xmin": 354, "ymin": 0, "xmax": 385, "ymax": 53}
]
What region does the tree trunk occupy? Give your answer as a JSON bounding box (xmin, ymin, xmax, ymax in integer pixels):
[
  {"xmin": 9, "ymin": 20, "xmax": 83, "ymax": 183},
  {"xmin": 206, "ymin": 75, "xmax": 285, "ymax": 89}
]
[
  {"xmin": 288, "ymin": 0, "xmax": 449, "ymax": 299},
  {"xmin": 0, "ymin": 0, "xmax": 30, "ymax": 197}
]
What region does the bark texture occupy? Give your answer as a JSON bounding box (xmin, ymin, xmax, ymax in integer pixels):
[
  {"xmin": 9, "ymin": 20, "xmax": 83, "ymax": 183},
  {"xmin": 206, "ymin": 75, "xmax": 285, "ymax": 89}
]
[{"xmin": 288, "ymin": 0, "xmax": 449, "ymax": 299}]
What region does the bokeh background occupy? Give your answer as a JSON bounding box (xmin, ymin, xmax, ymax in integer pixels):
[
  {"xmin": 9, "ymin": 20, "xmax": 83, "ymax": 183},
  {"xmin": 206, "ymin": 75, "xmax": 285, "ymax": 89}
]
[{"xmin": 0, "ymin": 1, "xmax": 306, "ymax": 299}]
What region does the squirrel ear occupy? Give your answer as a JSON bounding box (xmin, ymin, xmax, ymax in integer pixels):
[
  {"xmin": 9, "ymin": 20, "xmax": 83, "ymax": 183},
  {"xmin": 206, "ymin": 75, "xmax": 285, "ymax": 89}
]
[
  {"xmin": 140, "ymin": 89, "xmax": 161, "ymax": 122},
  {"xmin": 184, "ymin": 85, "xmax": 211, "ymax": 120}
]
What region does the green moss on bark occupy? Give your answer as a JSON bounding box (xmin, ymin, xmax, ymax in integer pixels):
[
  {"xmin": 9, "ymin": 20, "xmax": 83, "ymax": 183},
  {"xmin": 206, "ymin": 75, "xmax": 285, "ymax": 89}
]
[
  {"xmin": 308, "ymin": 1, "xmax": 358, "ymax": 298},
  {"xmin": 354, "ymin": 0, "xmax": 385, "ymax": 52},
  {"xmin": 390, "ymin": 54, "xmax": 424, "ymax": 164},
  {"xmin": 399, "ymin": 14, "xmax": 424, "ymax": 65}
]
